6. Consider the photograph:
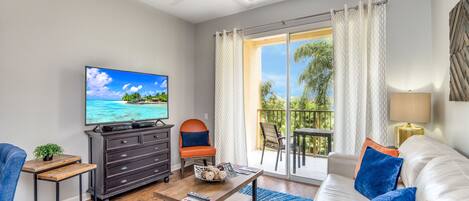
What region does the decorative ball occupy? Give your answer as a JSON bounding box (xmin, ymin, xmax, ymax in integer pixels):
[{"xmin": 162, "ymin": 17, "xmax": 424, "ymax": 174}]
[
  {"xmin": 204, "ymin": 171, "xmax": 215, "ymax": 181},
  {"xmin": 218, "ymin": 171, "xmax": 227, "ymax": 180}
]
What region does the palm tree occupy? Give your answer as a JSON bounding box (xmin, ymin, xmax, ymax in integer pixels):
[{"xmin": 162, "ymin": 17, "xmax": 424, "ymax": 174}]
[{"xmin": 294, "ymin": 40, "xmax": 333, "ymax": 109}]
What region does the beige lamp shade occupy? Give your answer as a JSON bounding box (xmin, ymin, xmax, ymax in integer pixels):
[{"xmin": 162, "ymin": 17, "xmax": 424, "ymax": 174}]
[{"xmin": 390, "ymin": 93, "xmax": 431, "ymax": 123}]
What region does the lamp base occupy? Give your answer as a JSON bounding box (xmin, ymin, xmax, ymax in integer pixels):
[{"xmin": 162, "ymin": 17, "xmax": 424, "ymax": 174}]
[{"xmin": 396, "ymin": 123, "xmax": 424, "ymax": 147}]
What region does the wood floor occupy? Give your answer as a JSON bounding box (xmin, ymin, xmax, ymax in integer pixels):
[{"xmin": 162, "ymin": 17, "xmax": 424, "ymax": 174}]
[{"xmin": 107, "ymin": 165, "xmax": 319, "ymax": 201}]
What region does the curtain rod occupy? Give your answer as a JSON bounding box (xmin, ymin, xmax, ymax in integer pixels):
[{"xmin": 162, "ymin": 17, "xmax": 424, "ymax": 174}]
[{"xmin": 213, "ymin": 0, "xmax": 388, "ymax": 37}]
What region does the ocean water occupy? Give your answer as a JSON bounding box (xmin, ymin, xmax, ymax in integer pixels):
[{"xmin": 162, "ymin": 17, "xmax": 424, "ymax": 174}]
[{"xmin": 86, "ymin": 100, "xmax": 168, "ymax": 124}]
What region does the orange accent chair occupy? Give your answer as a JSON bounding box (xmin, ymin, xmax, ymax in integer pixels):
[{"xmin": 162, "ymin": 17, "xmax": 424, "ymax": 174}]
[{"xmin": 179, "ymin": 119, "xmax": 216, "ymax": 177}]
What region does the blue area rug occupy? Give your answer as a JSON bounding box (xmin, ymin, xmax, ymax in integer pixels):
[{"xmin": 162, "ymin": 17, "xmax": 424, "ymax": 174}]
[{"xmin": 239, "ymin": 185, "xmax": 313, "ymax": 201}]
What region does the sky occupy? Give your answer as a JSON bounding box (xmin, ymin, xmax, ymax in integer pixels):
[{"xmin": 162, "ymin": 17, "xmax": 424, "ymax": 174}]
[
  {"xmin": 86, "ymin": 67, "xmax": 168, "ymax": 100},
  {"xmin": 261, "ymin": 39, "xmax": 316, "ymax": 99}
]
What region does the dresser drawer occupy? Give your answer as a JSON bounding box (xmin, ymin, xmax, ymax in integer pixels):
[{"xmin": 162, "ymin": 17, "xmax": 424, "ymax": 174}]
[
  {"xmin": 107, "ymin": 135, "xmax": 140, "ymax": 150},
  {"xmin": 107, "ymin": 142, "xmax": 169, "ymax": 164},
  {"xmin": 142, "ymin": 131, "xmax": 169, "ymax": 143},
  {"xmin": 106, "ymin": 152, "xmax": 169, "ymax": 178},
  {"xmin": 106, "ymin": 163, "xmax": 169, "ymax": 192}
]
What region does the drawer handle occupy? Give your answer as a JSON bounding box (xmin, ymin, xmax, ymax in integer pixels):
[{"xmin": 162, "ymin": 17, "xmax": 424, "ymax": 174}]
[
  {"xmin": 121, "ymin": 166, "xmax": 128, "ymax": 171},
  {"xmin": 154, "ymin": 169, "xmax": 159, "ymax": 173},
  {"xmin": 153, "ymin": 135, "xmax": 158, "ymax": 139},
  {"xmin": 121, "ymin": 179, "xmax": 127, "ymax": 184},
  {"xmin": 120, "ymin": 154, "xmax": 128, "ymax": 158},
  {"xmin": 121, "ymin": 140, "xmax": 128, "ymax": 144}
]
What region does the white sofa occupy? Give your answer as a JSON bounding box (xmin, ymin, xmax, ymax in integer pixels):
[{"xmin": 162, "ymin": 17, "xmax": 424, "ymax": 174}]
[{"xmin": 314, "ymin": 136, "xmax": 469, "ymax": 201}]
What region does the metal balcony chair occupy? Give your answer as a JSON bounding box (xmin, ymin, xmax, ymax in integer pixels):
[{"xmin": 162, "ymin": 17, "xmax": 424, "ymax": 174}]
[{"xmin": 259, "ymin": 122, "xmax": 299, "ymax": 171}]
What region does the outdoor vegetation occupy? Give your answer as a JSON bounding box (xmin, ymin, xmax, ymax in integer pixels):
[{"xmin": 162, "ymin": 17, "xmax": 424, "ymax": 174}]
[{"xmin": 259, "ymin": 39, "xmax": 334, "ymax": 156}]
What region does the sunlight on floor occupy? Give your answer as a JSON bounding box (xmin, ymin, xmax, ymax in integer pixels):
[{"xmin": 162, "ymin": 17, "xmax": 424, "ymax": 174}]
[{"xmin": 247, "ymin": 149, "xmax": 327, "ymax": 181}]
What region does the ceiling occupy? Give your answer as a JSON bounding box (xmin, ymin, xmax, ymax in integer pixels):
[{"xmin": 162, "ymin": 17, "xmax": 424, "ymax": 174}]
[{"xmin": 140, "ymin": 0, "xmax": 286, "ymax": 24}]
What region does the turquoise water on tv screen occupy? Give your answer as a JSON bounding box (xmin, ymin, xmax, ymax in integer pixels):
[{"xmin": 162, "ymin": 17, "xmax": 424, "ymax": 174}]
[
  {"xmin": 86, "ymin": 100, "xmax": 168, "ymax": 124},
  {"xmin": 85, "ymin": 66, "xmax": 168, "ymax": 124}
]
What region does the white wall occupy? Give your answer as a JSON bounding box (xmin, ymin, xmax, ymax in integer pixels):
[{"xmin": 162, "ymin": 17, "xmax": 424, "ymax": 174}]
[
  {"xmin": 431, "ymin": 0, "xmax": 469, "ymax": 157},
  {"xmin": 194, "ymin": 0, "xmax": 435, "ymax": 144},
  {"xmin": 0, "ymin": 0, "xmax": 195, "ymax": 200}
]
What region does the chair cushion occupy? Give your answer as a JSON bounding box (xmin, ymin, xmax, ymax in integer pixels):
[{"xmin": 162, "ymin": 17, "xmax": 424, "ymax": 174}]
[
  {"xmin": 415, "ymin": 156, "xmax": 469, "ymax": 201},
  {"xmin": 398, "ymin": 135, "xmax": 464, "ymax": 187},
  {"xmin": 180, "ymin": 146, "xmax": 216, "ymax": 158},
  {"xmin": 371, "ymin": 188, "xmax": 416, "ymax": 201},
  {"xmin": 315, "ymin": 174, "xmax": 369, "ymax": 201},
  {"xmin": 355, "ymin": 137, "xmax": 399, "ymax": 178},
  {"xmin": 181, "ymin": 131, "xmax": 210, "ymax": 147},
  {"xmin": 355, "ymin": 147, "xmax": 403, "ymax": 200}
]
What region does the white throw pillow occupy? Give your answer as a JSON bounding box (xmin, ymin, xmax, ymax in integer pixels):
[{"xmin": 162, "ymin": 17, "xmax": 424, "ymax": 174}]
[
  {"xmin": 415, "ymin": 156, "xmax": 469, "ymax": 201},
  {"xmin": 398, "ymin": 135, "xmax": 464, "ymax": 187}
]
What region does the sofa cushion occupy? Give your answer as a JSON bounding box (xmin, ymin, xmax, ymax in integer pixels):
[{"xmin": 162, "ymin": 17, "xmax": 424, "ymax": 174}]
[
  {"xmin": 415, "ymin": 156, "xmax": 469, "ymax": 201},
  {"xmin": 315, "ymin": 174, "xmax": 369, "ymax": 201},
  {"xmin": 355, "ymin": 147, "xmax": 403, "ymax": 199},
  {"xmin": 371, "ymin": 188, "xmax": 416, "ymax": 201},
  {"xmin": 398, "ymin": 135, "xmax": 464, "ymax": 187},
  {"xmin": 355, "ymin": 137, "xmax": 399, "ymax": 178}
]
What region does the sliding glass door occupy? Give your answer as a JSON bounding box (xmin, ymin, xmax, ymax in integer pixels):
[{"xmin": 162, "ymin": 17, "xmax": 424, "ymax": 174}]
[
  {"xmin": 244, "ymin": 28, "xmax": 333, "ymax": 183},
  {"xmin": 244, "ymin": 34, "xmax": 288, "ymax": 177},
  {"xmin": 288, "ymin": 29, "xmax": 333, "ymax": 182}
]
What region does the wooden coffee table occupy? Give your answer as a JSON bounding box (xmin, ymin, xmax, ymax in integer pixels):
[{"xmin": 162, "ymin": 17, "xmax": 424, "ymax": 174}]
[{"xmin": 154, "ymin": 167, "xmax": 263, "ymax": 201}]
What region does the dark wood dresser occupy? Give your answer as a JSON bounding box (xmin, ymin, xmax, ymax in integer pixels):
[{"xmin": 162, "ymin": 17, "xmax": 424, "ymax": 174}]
[{"xmin": 85, "ymin": 125, "xmax": 174, "ymax": 200}]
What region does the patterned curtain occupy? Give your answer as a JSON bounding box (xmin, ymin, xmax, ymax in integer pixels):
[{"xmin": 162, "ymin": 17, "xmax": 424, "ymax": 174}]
[
  {"xmin": 214, "ymin": 29, "xmax": 248, "ymax": 165},
  {"xmin": 332, "ymin": 0, "xmax": 388, "ymax": 155}
]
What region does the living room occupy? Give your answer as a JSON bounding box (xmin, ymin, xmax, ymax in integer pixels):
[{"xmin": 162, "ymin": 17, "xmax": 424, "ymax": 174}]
[{"xmin": 1, "ymin": 0, "xmax": 468, "ymax": 201}]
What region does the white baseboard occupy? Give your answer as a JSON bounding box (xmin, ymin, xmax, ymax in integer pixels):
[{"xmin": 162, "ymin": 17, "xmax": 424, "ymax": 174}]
[
  {"xmin": 171, "ymin": 163, "xmax": 181, "ymax": 171},
  {"xmin": 63, "ymin": 193, "xmax": 90, "ymax": 201}
]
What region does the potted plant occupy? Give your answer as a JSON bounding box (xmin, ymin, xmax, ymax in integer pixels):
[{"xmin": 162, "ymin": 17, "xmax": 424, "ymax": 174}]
[{"xmin": 34, "ymin": 144, "xmax": 63, "ymax": 161}]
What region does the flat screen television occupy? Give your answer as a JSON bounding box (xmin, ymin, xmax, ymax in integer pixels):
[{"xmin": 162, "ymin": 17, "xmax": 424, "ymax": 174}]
[{"xmin": 85, "ymin": 66, "xmax": 168, "ymax": 125}]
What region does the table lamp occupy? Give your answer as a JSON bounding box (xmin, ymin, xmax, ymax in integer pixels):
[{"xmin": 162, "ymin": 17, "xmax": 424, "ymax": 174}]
[{"xmin": 390, "ymin": 92, "xmax": 431, "ymax": 146}]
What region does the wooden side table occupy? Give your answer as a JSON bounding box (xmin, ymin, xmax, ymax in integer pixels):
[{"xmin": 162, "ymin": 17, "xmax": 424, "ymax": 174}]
[{"xmin": 22, "ymin": 154, "xmax": 97, "ymax": 201}]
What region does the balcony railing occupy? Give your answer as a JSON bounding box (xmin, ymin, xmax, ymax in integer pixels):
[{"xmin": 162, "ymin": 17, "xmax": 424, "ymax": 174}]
[{"xmin": 257, "ymin": 109, "xmax": 334, "ymax": 156}]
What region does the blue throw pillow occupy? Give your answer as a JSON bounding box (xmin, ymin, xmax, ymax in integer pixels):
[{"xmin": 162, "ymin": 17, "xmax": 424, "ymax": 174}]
[
  {"xmin": 181, "ymin": 131, "xmax": 210, "ymax": 147},
  {"xmin": 372, "ymin": 188, "xmax": 417, "ymax": 201},
  {"xmin": 354, "ymin": 147, "xmax": 404, "ymax": 199}
]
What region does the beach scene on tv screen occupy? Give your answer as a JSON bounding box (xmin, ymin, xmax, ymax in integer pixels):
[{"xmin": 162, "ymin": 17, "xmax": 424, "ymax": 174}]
[{"xmin": 86, "ymin": 67, "xmax": 168, "ymax": 124}]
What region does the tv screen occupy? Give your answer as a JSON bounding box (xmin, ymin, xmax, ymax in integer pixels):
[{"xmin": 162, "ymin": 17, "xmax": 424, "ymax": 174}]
[{"xmin": 85, "ymin": 66, "xmax": 168, "ymax": 125}]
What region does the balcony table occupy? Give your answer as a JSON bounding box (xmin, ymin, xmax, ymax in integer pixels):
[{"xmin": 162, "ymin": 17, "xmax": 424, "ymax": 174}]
[{"xmin": 293, "ymin": 128, "xmax": 333, "ymax": 174}]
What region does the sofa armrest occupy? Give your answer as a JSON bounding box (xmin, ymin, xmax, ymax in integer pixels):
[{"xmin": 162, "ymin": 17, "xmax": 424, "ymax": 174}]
[{"xmin": 327, "ymin": 152, "xmax": 358, "ymax": 178}]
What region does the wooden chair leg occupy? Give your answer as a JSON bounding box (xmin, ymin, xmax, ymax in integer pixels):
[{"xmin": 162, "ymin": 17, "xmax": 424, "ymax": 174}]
[
  {"xmin": 203, "ymin": 159, "xmax": 208, "ymax": 166},
  {"xmin": 180, "ymin": 158, "xmax": 185, "ymax": 178},
  {"xmin": 212, "ymin": 156, "xmax": 216, "ymax": 165},
  {"xmin": 260, "ymin": 144, "xmax": 265, "ymax": 164},
  {"xmin": 275, "ymin": 148, "xmax": 280, "ymax": 171}
]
